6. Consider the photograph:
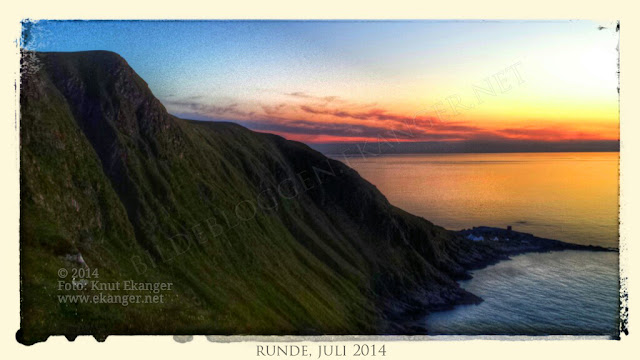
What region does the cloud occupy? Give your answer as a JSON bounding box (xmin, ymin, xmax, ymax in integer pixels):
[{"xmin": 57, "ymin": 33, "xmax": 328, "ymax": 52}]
[
  {"xmin": 261, "ymin": 103, "xmax": 288, "ymax": 115},
  {"xmin": 285, "ymin": 92, "xmax": 342, "ymax": 104},
  {"xmin": 164, "ymin": 99, "xmax": 256, "ymax": 118},
  {"xmin": 238, "ymin": 113, "xmax": 480, "ymax": 143},
  {"xmin": 298, "ymin": 105, "xmax": 481, "ymax": 133},
  {"xmin": 491, "ymin": 126, "xmax": 615, "ymax": 141},
  {"xmin": 160, "ymin": 95, "xmax": 618, "ymax": 144}
]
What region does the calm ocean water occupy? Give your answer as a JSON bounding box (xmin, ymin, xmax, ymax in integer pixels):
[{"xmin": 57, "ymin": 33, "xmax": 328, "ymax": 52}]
[
  {"xmin": 340, "ymin": 152, "xmax": 620, "ymax": 335},
  {"xmin": 426, "ymin": 251, "xmax": 619, "ymax": 335},
  {"xmin": 342, "ymin": 152, "xmax": 619, "ymax": 247}
]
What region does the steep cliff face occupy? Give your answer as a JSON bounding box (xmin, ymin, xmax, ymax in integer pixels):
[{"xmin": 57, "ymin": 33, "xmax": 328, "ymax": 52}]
[{"xmin": 20, "ymin": 51, "xmax": 486, "ymax": 343}]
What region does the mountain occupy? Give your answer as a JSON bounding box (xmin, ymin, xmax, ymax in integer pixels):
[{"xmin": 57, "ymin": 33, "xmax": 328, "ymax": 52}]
[{"xmin": 18, "ymin": 50, "xmax": 601, "ymax": 344}]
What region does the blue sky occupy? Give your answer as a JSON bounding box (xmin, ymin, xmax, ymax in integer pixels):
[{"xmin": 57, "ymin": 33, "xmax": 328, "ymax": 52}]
[{"xmin": 23, "ymin": 20, "xmax": 619, "ymax": 143}]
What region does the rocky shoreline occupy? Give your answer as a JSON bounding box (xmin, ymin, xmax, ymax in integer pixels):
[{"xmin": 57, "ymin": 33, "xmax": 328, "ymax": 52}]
[
  {"xmin": 389, "ymin": 226, "xmax": 617, "ymax": 334},
  {"xmin": 456, "ymin": 226, "xmax": 616, "ymax": 273}
]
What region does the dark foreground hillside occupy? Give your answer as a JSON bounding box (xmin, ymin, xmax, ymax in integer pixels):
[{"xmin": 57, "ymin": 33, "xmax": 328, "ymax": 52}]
[{"xmin": 18, "ymin": 51, "xmax": 604, "ymax": 344}]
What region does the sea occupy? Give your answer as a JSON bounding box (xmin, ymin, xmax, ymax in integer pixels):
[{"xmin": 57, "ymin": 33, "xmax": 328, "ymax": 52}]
[{"xmin": 341, "ymin": 152, "xmax": 620, "ymax": 336}]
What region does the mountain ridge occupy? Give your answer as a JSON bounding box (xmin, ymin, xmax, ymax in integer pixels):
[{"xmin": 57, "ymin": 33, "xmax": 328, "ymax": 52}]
[{"xmin": 19, "ymin": 50, "xmax": 610, "ymax": 344}]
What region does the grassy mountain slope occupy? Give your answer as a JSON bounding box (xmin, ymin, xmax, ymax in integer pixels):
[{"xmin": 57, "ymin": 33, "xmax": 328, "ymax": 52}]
[{"xmin": 19, "ymin": 51, "xmax": 493, "ymax": 344}]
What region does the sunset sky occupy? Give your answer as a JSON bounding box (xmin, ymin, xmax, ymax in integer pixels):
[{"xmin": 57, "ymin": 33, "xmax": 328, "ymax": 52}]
[{"xmin": 25, "ymin": 20, "xmax": 619, "ymax": 144}]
